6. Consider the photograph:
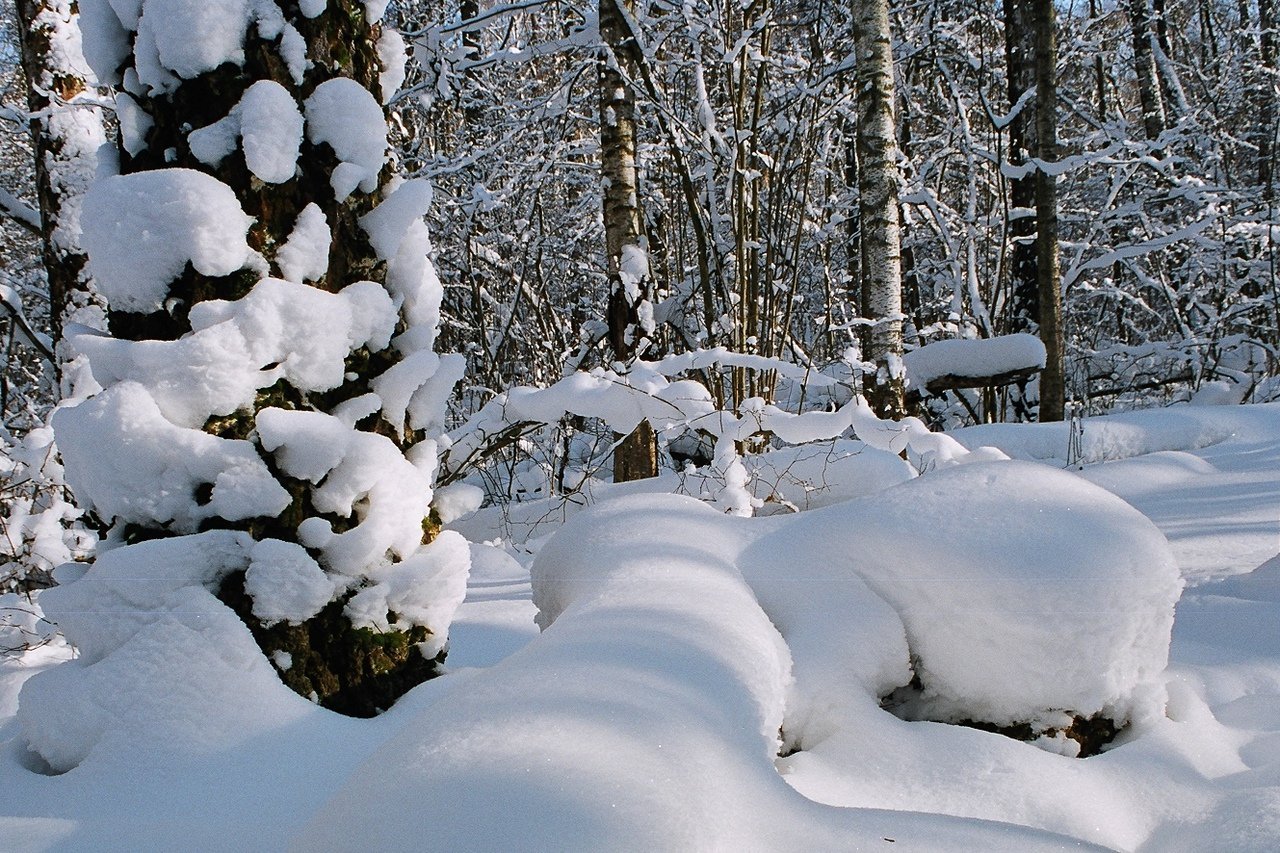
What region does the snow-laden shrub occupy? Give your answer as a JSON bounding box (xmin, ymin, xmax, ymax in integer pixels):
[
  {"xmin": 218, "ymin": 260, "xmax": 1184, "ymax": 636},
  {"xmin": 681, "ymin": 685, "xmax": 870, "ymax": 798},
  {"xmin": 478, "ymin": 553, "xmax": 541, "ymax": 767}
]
[{"xmin": 0, "ymin": 425, "xmax": 91, "ymax": 593}]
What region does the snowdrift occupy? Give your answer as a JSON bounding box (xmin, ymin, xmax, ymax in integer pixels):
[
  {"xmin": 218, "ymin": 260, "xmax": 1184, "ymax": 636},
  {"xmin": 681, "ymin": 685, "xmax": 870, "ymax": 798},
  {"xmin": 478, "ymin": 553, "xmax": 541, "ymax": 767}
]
[{"xmin": 295, "ymin": 461, "xmax": 1178, "ymax": 849}]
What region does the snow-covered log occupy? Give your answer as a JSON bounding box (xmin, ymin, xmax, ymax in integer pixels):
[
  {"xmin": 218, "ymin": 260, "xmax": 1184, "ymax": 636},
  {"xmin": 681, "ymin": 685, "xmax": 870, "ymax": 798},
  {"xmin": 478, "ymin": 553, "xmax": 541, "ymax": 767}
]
[{"xmin": 904, "ymin": 333, "xmax": 1047, "ymax": 395}]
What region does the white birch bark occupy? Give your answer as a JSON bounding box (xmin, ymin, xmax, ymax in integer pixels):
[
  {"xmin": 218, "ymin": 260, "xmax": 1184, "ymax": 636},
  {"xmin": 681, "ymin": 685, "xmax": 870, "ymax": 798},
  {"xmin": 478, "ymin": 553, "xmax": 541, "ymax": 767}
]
[{"xmin": 852, "ymin": 0, "xmax": 906, "ymax": 419}]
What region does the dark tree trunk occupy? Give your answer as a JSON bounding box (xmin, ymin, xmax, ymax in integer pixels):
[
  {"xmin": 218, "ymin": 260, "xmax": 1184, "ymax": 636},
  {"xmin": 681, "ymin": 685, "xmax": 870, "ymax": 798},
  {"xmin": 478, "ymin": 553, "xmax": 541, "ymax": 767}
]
[
  {"xmin": 1259, "ymin": 0, "xmax": 1277, "ymax": 200},
  {"xmin": 1003, "ymin": 0, "xmax": 1040, "ymax": 338},
  {"xmin": 1002, "ymin": 0, "xmax": 1064, "ymax": 422},
  {"xmin": 1033, "ymin": 0, "xmax": 1065, "ymax": 422}
]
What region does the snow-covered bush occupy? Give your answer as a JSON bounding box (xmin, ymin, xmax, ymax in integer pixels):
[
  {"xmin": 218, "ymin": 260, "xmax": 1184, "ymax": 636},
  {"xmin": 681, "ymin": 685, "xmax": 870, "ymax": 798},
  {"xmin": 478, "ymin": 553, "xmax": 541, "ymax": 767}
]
[{"xmin": 0, "ymin": 425, "xmax": 91, "ymax": 593}]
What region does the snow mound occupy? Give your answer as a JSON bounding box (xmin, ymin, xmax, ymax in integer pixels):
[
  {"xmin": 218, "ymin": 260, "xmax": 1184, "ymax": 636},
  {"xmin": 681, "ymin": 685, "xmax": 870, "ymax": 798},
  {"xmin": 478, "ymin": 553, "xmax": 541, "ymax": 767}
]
[
  {"xmin": 767, "ymin": 461, "xmax": 1182, "ymax": 728},
  {"xmin": 744, "ymin": 439, "xmax": 915, "ymax": 512},
  {"xmin": 1208, "ymin": 553, "xmax": 1280, "ymax": 602},
  {"xmin": 952, "ymin": 404, "xmax": 1258, "ymax": 465},
  {"xmin": 296, "ymin": 493, "xmax": 1090, "ymax": 851},
  {"xmin": 17, "ymin": 532, "xmax": 316, "ymax": 772}
]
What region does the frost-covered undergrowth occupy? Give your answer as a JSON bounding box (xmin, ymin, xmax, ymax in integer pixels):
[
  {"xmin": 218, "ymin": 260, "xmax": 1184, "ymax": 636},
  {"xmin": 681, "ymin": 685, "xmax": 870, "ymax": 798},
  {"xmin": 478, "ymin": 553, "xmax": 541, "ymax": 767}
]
[{"xmin": 5, "ymin": 402, "xmax": 1280, "ymax": 850}]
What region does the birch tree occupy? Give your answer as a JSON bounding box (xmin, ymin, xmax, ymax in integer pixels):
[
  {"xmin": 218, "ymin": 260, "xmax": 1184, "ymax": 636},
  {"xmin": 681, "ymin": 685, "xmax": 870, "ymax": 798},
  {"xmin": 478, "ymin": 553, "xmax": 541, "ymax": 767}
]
[
  {"xmin": 852, "ymin": 0, "xmax": 906, "ymax": 419},
  {"xmin": 13, "ymin": 0, "xmax": 104, "ymax": 355},
  {"xmin": 1129, "ymin": 0, "xmax": 1168, "ymax": 140},
  {"xmin": 600, "ymin": 0, "xmax": 657, "ymax": 480}
]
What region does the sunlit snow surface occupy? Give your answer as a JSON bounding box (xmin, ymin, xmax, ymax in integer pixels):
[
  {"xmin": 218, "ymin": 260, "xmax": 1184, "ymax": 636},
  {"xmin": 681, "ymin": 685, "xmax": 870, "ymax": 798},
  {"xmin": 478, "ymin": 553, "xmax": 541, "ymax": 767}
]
[{"xmin": 5, "ymin": 403, "xmax": 1280, "ymax": 851}]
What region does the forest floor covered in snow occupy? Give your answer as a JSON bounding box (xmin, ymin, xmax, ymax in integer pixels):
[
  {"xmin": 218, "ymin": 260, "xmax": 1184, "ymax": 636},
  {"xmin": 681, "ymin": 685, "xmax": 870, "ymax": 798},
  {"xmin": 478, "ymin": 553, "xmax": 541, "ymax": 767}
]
[{"xmin": 4, "ymin": 402, "xmax": 1280, "ymax": 851}]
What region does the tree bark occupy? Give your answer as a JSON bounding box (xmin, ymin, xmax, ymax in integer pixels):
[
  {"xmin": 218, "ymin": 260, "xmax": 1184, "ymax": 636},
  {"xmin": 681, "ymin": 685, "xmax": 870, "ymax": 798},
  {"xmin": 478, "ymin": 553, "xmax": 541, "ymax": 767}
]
[
  {"xmin": 851, "ymin": 0, "xmax": 906, "ymax": 420},
  {"xmin": 600, "ymin": 0, "xmax": 657, "ymax": 480},
  {"xmin": 1033, "ymin": 0, "xmax": 1065, "ymax": 422},
  {"xmin": 1003, "ymin": 0, "xmax": 1039, "ymax": 338},
  {"xmin": 1259, "ymin": 0, "xmax": 1277, "ymax": 200},
  {"xmin": 1129, "ymin": 0, "xmax": 1168, "ymax": 140}
]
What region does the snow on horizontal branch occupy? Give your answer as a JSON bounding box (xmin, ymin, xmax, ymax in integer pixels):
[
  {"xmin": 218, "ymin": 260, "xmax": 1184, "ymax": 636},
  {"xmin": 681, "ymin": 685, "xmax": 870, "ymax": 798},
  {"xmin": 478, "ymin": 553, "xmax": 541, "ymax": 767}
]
[
  {"xmin": 904, "ymin": 333, "xmax": 1047, "ymax": 395},
  {"xmin": 644, "ymin": 346, "xmax": 847, "ymax": 388}
]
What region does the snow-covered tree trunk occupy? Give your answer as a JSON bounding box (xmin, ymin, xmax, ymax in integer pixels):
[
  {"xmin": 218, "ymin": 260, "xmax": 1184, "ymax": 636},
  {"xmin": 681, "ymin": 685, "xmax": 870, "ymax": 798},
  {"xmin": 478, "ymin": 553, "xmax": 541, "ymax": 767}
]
[
  {"xmin": 600, "ymin": 0, "xmax": 657, "ymax": 481},
  {"xmin": 14, "ymin": 0, "xmax": 104, "ymax": 359},
  {"xmin": 851, "ymin": 0, "xmax": 906, "ymax": 420},
  {"xmin": 1033, "ymin": 0, "xmax": 1064, "ymax": 422},
  {"xmin": 1128, "ymin": 0, "xmax": 1167, "ymax": 140},
  {"xmin": 57, "ymin": 0, "xmax": 468, "ymax": 716}
]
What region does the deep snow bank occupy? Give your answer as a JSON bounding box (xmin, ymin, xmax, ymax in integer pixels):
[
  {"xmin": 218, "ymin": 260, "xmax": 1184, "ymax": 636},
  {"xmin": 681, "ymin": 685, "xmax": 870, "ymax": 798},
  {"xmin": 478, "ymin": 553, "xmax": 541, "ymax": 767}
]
[
  {"xmin": 16, "ymin": 533, "xmax": 322, "ymax": 772},
  {"xmin": 754, "ymin": 461, "xmax": 1182, "ymax": 730},
  {"xmin": 953, "ymin": 402, "xmax": 1280, "ymax": 465},
  {"xmin": 295, "ymin": 493, "xmax": 1095, "ymax": 851}
]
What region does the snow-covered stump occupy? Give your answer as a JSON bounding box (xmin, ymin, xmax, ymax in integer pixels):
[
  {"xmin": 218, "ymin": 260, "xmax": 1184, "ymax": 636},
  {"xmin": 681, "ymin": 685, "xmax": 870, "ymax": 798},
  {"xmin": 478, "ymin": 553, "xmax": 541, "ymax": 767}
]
[
  {"xmin": 21, "ymin": 0, "xmax": 468, "ymax": 735},
  {"xmin": 746, "ymin": 460, "xmax": 1182, "ymax": 756}
]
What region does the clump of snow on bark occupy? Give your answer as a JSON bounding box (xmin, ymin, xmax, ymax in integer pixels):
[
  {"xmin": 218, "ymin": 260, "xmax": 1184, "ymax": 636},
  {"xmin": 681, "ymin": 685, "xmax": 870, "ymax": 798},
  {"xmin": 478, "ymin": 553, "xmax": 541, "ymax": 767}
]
[
  {"xmin": 53, "ymin": 382, "xmax": 291, "ymax": 531},
  {"xmin": 432, "ymin": 482, "xmax": 484, "ymax": 523},
  {"xmin": 134, "ymin": 0, "xmax": 252, "ymax": 93},
  {"xmin": 277, "ymin": 22, "xmax": 308, "ymax": 84},
  {"xmin": 255, "ymin": 407, "xmax": 351, "ymax": 483},
  {"xmin": 189, "ymin": 80, "xmax": 303, "ymax": 184},
  {"xmin": 376, "ymin": 27, "xmax": 407, "ymax": 103},
  {"xmin": 114, "ymin": 93, "xmax": 153, "ymax": 156},
  {"xmin": 244, "ymin": 538, "xmax": 339, "ymax": 625},
  {"xmin": 386, "ymin": 219, "xmax": 444, "ymax": 353},
  {"xmin": 257, "ymin": 408, "xmax": 444, "ymax": 577},
  {"xmin": 233, "ymin": 79, "xmax": 304, "ymax": 183},
  {"xmin": 75, "ymin": 277, "xmax": 395, "ymax": 428},
  {"xmin": 361, "ymin": 178, "xmax": 433, "ymax": 260},
  {"xmin": 618, "ymin": 244, "xmax": 654, "ymax": 335},
  {"xmin": 298, "ymin": 0, "xmax": 326, "ymax": 17},
  {"xmin": 137, "ymin": 0, "xmax": 252, "ymax": 90},
  {"xmin": 76, "ymin": 0, "xmax": 131, "ymax": 85},
  {"xmin": 344, "ymin": 531, "xmax": 471, "ymax": 657},
  {"xmin": 80, "ymin": 169, "xmax": 256, "ymax": 313},
  {"xmin": 276, "ymin": 203, "xmax": 331, "ymax": 283},
  {"xmin": 372, "ymin": 350, "xmax": 466, "ymax": 436},
  {"xmin": 304, "ymin": 78, "xmax": 387, "ymax": 200}
]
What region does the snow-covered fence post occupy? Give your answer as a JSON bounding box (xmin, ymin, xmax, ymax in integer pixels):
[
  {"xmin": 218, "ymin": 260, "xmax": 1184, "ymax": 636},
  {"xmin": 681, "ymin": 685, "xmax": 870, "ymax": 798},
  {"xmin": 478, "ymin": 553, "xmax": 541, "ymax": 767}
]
[{"xmin": 53, "ymin": 0, "xmax": 468, "ymax": 715}]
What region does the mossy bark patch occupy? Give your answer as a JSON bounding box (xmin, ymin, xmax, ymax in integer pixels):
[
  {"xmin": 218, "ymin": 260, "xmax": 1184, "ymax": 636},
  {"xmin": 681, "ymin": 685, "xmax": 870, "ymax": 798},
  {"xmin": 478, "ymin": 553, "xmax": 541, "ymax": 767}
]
[{"xmin": 218, "ymin": 571, "xmax": 444, "ymax": 717}]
